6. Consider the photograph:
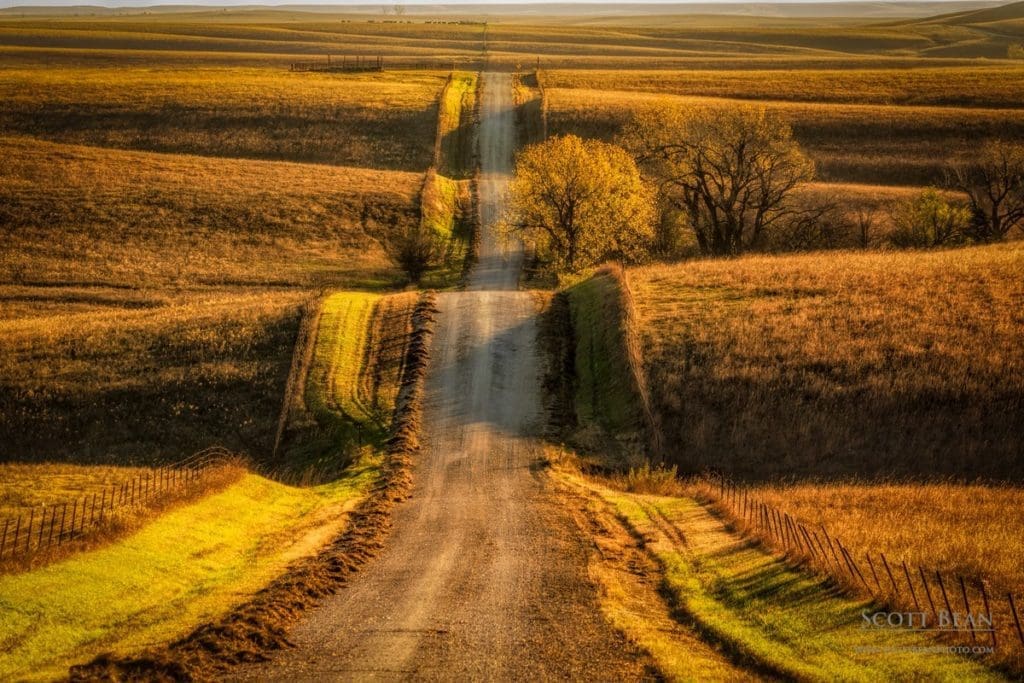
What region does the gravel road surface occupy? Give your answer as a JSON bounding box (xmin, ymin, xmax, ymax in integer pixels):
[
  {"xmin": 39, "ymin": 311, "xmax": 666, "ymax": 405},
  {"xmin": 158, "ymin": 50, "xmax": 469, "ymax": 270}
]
[{"xmin": 237, "ymin": 72, "xmax": 646, "ymax": 682}]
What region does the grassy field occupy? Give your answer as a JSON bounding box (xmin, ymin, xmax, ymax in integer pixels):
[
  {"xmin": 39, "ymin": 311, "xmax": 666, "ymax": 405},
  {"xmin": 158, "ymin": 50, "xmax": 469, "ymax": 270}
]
[
  {"xmin": 0, "ymin": 291, "xmax": 306, "ymax": 467},
  {"xmin": 0, "ymin": 136, "xmax": 420, "ymax": 289},
  {"xmin": 625, "ymin": 243, "xmax": 1024, "ymax": 481},
  {"xmin": 544, "ymin": 66, "xmax": 1024, "ymax": 106},
  {"xmin": 0, "ymin": 67, "xmax": 444, "ymax": 171},
  {"xmin": 546, "ymin": 87, "xmax": 1024, "ymax": 185},
  {"xmin": 744, "ymin": 482, "xmax": 1024, "ymax": 598},
  {"xmin": 0, "ymin": 461, "xmax": 378, "ymax": 682}
]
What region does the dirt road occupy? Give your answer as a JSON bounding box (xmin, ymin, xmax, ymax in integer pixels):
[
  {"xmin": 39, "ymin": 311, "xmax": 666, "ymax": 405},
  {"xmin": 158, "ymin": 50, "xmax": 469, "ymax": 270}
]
[{"xmin": 237, "ymin": 73, "xmax": 645, "ymax": 681}]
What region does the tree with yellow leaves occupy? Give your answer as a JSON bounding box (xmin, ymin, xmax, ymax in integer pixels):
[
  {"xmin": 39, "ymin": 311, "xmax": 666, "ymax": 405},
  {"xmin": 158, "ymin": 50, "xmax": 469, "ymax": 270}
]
[{"xmin": 505, "ymin": 135, "xmax": 654, "ymax": 271}]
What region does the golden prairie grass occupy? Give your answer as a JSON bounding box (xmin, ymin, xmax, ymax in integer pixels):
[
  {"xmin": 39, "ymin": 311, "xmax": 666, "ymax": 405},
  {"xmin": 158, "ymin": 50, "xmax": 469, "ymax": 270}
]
[
  {"xmin": 0, "ymin": 290, "xmax": 306, "ymax": 466},
  {"xmin": 0, "ymin": 462, "xmax": 149, "ymax": 516},
  {"xmin": 628, "ymin": 242, "xmax": 1024, "ymax": 481},
  {"xmin": 745, "ymin": 481, "xmax": 1024, "ymax": 596},
  {"xmin": 545, "ymin": 67, "xmax": 1024, "ymax": 107},
  {"xmin": 0, "ymin": 66, "xmax": 445, "ymax": 170},
  {"xmin": 0, "ymin": 136, "xmax": 419, "ymax": 289},
  {"xmin": 547, "ymin": 87, "xmax": 1024, "ymax": 185}
]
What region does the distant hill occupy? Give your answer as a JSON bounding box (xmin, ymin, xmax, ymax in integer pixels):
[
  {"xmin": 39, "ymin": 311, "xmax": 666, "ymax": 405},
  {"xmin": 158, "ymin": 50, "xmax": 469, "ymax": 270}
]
[{"xmin": 0, "ymin": 1, "xmax": 1010, "ymax": 20}]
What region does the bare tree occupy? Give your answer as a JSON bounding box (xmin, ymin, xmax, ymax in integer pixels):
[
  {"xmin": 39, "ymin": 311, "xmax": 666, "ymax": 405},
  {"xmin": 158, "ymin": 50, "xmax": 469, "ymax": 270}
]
[
  {"xmin": 622, "ymin": 105, "xmax": 815, "ymax": 256},
  {"xmin": 386, "ymin": 225, "xmax": 438, "ymax": 284},
  {"xmin": 948, "ymin": 141, "xmax": 1024, "ymax": 243},
  {"xmin": 854, "ymin": 207, "xmax": 877, "ymax": 249}
]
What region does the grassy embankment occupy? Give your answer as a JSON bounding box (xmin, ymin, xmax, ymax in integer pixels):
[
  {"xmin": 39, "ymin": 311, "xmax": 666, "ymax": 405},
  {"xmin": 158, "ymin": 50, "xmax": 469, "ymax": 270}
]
[
  {"xmin": 562, "ymin": 246, "xmax": 1023, "ymax": 666},
  {"xmin": 420, "ymin": 71, "xmax": 479, "ymax": 288},
  {"xmin": 554, "ymin": 459, "xmax": 1004, "ymax": 682},
  {"xmin": 0, "ymin": 290, "xmax": 419, "ymax": 680}
]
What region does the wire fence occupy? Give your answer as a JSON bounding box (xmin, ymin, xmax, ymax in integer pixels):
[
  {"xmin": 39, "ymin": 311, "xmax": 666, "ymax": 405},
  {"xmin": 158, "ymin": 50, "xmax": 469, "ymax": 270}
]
[
  {"xmin": 0, "ymin": 446, "xmax": 236, "ymax": 563},
  {"xmin": 702, "ymin": 475, "xmax": 1024, "ymax": 658}
]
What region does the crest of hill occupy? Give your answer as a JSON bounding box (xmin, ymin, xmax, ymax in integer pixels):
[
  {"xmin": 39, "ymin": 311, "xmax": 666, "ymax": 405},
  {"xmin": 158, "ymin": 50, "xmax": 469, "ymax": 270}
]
[
  {"xmin": 895, "ymin": 0, "xmax": 1024, "ymax": 24},
  {"xmin": 0, "ymin": 1, "xmax": 1007, "ymax": 20}
]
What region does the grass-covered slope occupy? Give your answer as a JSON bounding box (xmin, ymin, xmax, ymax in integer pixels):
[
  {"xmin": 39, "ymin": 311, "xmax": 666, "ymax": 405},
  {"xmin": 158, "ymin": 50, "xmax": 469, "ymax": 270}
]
[
  {"xmin": 278, "ymin": 290, "xmax": 421, "ymax": 477},
  {"xmin": 0, "ymin": 291, "xmax": 307, "ymax": 467},
  {"xmin": 628, "ymin": 243, "xmax": 1024, "ymax": 481},
  {"xmin": 0, "ymin": 464, "xmax": 377, "ymax": 682},
  {"xmin": 0, "ymin": 67, "xmax": 444, "ymax": 171},
  {"xmin": 0, "ymin": 136, "xmax": 420, "ymax": 290},
  {"xmin": 563, "ymin": 269, "xmax": 647, "ymax": 461},
  {"xmin": 567, "ymin": 472, "xmax": 1003, "ymax": 682}
]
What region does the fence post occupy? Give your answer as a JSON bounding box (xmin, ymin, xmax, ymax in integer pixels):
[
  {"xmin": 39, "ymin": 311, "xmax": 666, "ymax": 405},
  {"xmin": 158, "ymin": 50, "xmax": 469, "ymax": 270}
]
[
  {"xmin": 69, "ymin": 500, "xmax": 77, "ymax": 539},
  {"xmin": 978, "ymin": 581, "xmax": 995, "ymax": 649},
  {"xmin": 880, "ymin": 553, "xmax": 900, "ymax": 596},
  {"xmin": 958, "ymin": 576, "xmax": 976, "ymax": 643},
  {"xmin": 920, "ymin": 567, "xmax": 938, "ymax": 619},
  {"xmin": 25, "ymin": 508, "xmax": 35, "ymax": 553},
  {"xmin": 14, "ymin": 515, "xmax": 22, "ymax": 556},
  {"xmin": 866, "ymin": 553, "xmax": 883, "ymax": 593},
  {"xmin": 0, "ymin": 518, "xmax": 8, "ymax": 558},
  {"xmin": 799, "ymin": 525, "xmax": 817, "ymax": 560},
  {"xmin": 37, "ymin": 507, "xmax": 47, "ymax": 548},
  {"xmin": 1009, "ymin": 593, "xmax": 1024, "ymax": 646},
  {"xmin": 902, "ymin": 561, "xmax": 920, "ymax": 611},
  {"xmin": 811, "ymin": 530, "xmax": 831, "ymax": 569},
  {"xmin": 839, "ymin": 541, "xmax": 869, "ymax": 590},
  {"xmin": 58, "ymin": 503, "xmax": 67, "ymax": 545},
  {"xmin": 46, "ymin": 507, "xmax": 57, "ymax": 548},
  {"xmin": 936, "ymin": 571, "xmax": 955, "ymax": 623},
  {"xmin": 89, "ymin": 493, "xmax": 97, "ymax": 526}
]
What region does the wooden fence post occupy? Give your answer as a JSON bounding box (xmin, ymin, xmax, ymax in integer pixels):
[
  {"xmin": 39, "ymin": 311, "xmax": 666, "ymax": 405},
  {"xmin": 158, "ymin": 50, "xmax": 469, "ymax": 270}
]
[
  {"xmin": 799, "ymin": 525, "xmax": 817, "ymax": 560},
  {"xmin": 69, "ymin": 500, "xmax": 77, "ymax": 539},
  {"xmin": 58, "ymin": 503, "xmax": 67, "ymax": 545},
  {"xmin": 1009, "ymin": 593, "xmax": 1024, "ymax": 646},
  {"xmin": 880, "ymin": 553, "xmax": 900, "ymax": 596},
  {"xmin": 37, "ymin": 507, "xmax": 46, "ymax": 548},
  {"xmin": 866, "ymin": 553, "xmax": 883, "ymax": 593},
  {"xmin": 920, "ymin": 567, "xmax": 938, "ymax": 619},
  {"xmin": 958, "ymin": 576, "xmax": 976, "ymax": 643},
  {"xmin": 978, "ymin": 581, "xmax": 995, "ymax": 649},
  {"xmin": 936, "ymin": 571, "xmax": 955, "ymax": 624},
  {"xmin": 0, "ymin": 518, "xmax": 8, "ymax": 558},
  {"xmin": 902, "ymin": 561, "xmax": 920, "ymax": 611},
  {"xmin": 839, "ymin": 541, "xmax": 870, "ymax": 590},
  {"xmin": 46, "ymin": 506, "xmax": 56, "ymax": 548},
  {"xmin": 13, "ymin": 515, "xmax": 22, "ymax": 556},
  {"xmin": 811, "ymin": 530, "xmax": 831, "ymax": 569}
]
